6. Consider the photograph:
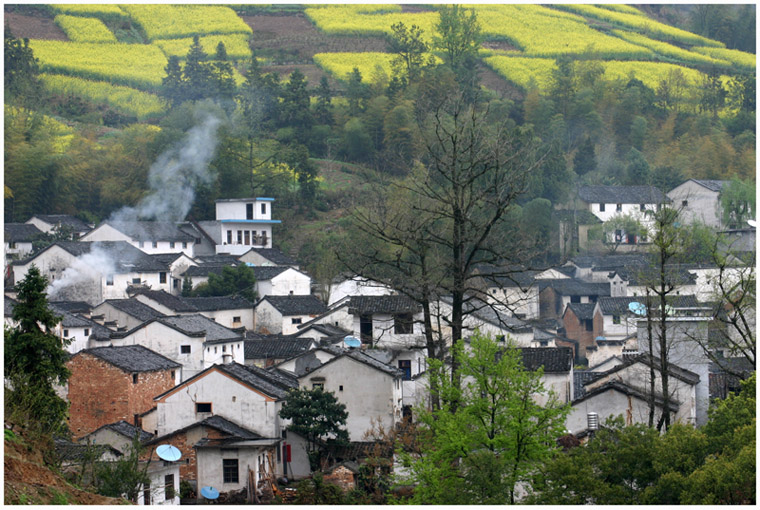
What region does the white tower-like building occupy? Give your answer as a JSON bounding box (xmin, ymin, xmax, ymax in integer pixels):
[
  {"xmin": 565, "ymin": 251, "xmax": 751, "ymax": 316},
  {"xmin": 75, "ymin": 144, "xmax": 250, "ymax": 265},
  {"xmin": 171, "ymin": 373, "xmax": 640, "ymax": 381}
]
[{"xmin": 215, "ymin": 197, "xmax": 280, "ymax": 255}]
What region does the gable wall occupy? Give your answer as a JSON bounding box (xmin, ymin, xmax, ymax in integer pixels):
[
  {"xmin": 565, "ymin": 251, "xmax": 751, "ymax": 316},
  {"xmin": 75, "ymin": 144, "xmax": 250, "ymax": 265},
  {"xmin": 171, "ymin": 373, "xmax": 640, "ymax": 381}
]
[{"xmin": 667, "ymin": 180, "xmax": 722, "ymax": 228}]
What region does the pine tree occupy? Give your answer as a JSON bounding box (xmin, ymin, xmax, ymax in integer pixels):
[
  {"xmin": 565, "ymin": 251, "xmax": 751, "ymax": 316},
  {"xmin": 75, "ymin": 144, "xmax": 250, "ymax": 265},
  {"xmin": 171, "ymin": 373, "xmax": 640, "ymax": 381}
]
[
  {"xmin": 314, "ymin": 76, "xmax": 333, "ymax": 125},
  {"xmin": 161, "ymin": 55, "xmax": 186, "ymax": 106},
  {"xmin": 215, "ymin": 40, "xmax": 228, "ymax": 61}
]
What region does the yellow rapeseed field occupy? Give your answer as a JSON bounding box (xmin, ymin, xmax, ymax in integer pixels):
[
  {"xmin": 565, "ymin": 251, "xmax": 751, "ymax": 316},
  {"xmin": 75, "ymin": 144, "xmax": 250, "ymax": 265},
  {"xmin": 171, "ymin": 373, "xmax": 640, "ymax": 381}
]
[
  {"xmin": 54, "ymin": 15, "xmax": 117, "ymax": 43},
  {"xmin": 120, "ymin": 5, "xmax": 252, "ymax": 41},
  {"xmin": 690, "ymin": 46, "xmax": 756, "ymax": 71},
  {"xmin": 154, "ymin": 34, "xmax": 252, "ymax": 61},
  {"xmin": 612, "ymin": 30, "xmax": 730, "ymax": 68}
]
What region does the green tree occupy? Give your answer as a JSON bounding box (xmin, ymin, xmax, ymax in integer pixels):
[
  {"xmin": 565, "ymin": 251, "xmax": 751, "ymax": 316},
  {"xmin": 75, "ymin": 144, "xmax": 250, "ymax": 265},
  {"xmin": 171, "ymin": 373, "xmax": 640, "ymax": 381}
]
[
  {"xmin": 399, "ymin": 333, "xmax": 569, "ymax": 504},
  {"xmin": 345, "ymin": 67, "xmax": 368, "ymax": 116},
  {"xmin": 432, "ymin": 5, "xmax": 483, "ymax": 102},
  {"xmin": 294, "ymin": 472, "xmax": 346, "ymax": 504},
  {"xmin": 4, "ymin": 29, "xmax": 43, "ymax": 107},
  {"xmin": 181, "ymin": 274, "xmax": 193, "ymax": 297},
  {"xmin": 625, "ymin": 147, "xmax": 650, "ymax": 185},
  {"xmin": 314, "ymin": 75, "xmax": 333, "ymax": 125},
  {"xmin": 387, "ymin": 22, "xmax": 429, "ymax": 84},
  {"xmin": 192, "ymin": 264, "xmax": 256, "ymax": 302},
  {"xmin": 279, "ymin": 387, "xmax": 349, "ymax": 471},
  {"xmin": 161, "ymin": 55, "xmax": 186, "ymax": 107},
  {"xmin": 280, "ymin": 70, "xmax": 313, "ymax": 139},
  {"xmin": 720, "ymin": 178, "xmax": 755, "ymax": 229},
  {"xmin": 94, "ymin": 434, "xmax": 151, "ymax": 503},
  {"xmin": 183, "ymin": 35, "xmax": 213, "ymax": 101},
  {"xmin": 215, "ymin": 40, "xmax": 228, "ymax": 61},
  {"xmin": 4, "ymin": 266, "xmax": 70, "ymax": 435},
  {"xmin": 573, "ymin": 136, "xmax": 596, "ymax": 176}
]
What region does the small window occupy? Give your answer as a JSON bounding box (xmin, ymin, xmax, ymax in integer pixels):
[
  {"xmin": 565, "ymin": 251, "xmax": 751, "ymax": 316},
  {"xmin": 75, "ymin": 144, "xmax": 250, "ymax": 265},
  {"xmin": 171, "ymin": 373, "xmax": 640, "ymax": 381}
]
[
  {"xmin": 640, "ymin": 203, "xmax": 646, "ymax": 211},
  {"xmin": 196, "ymin": 402, "xmax": 212, "ymax": 413},
  {"xmin": 616, "ymin": 203, "xmax": 622, "ymax": 212},
  {"xmin": 226, "ymin": 230, "xmax": 232, "ymax": 244},
  {"xmin": 312, "ymin": 382, "xmax": 324, "ymax": 390},
  {"xmin": 237, "ymin": 231, "xmax": 242, "ymax": 244},
  {"xmin": 164, "ymin": 474, "xmax": 175, "ymax": 500},
  {"xmin": 133, "ymin": 373, "xmax": 138, "ymax": 384},
  {"xmin": 182, "ymin": 242, "xmax": 188, "ymax": 249},
  {"xmin": 233, "ymin": 316, "xmax": 241, "ymax": 323},
  {"xmin": 261, "ymin": 203, "xmax": 267, "ymax": 215},
  {"xmin": 195, "ymin": 237, "xmax": 201, "ymax": 245},
  {"xmin": 291, "ymin": 318, "xmax": 302, "ymax": 325},
  {"xmin": 84, "ymin": 328, "xmax": 90, "ymax": 336},
  {"xmin": 223, "ymin": 459, "xmax": 239, "ymax": 484},
  {"xmin": 152, "ymin": 241, "xmax": 158, "ymax": 248},
  {"xmin": 246, "ymin": 203, "xmax": 254, "ymax": 220},
  {"xmin": 599, "ymin": 203, "xmax": 605, "ymax": 212},
  {"xmin": 106, "ymin": 274, "xmax": 114, "ymax": 286},
  {"xmin": 613, "ymin": 315, "xmax": 621, "ymax": 325},
  {"xmin": 398, "ymin": 360, "xmax": 412, "ymax": 381},
  {"xmin": 339, "ymin": 385, "xmax": 344, "ymax": 391},
  {"xmin": 180, "ymin": 345, "xmax": 191, "ymax": 354},
  {"xmin": 682, "ymin": 200, "xmax": 688, "ymax": 207},
  {"xmin": 170, "ymin": 242, "xmax": 175, "ymax": 249},
  {"xmin": 132, "ymin": 277, "xmax": 141, "ymax": 284},
  {"xmin": 63, "ymin": 329, "xmax": 69, "ymax": 337},
  {"xmin": 160, "ymin": 272, "xmax": 167, "ymax": 284},
  {"xmin": 170, "ymin": 370, "xmax": 175, "ymax": 379},
  {"xmin": 173, "ymin": 279, "xmax": 179, "ymax": 289},
  {"xmin": 222, "ymin": 345, "xmax": 226, "ymax": 352},
  {"xmin": 394, "ymin": 313, "xmax": 413, "ymax": 334},
  {"xmin": 570, "ymin": 296, "xmax": 581, "ymax": 304}
]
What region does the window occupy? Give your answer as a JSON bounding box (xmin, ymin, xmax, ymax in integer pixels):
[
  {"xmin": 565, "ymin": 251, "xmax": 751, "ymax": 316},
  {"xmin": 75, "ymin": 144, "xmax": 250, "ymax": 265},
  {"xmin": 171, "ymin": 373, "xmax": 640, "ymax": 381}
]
[
  {"xmin": 261, "ymin": 203, "xmax": 267, "ymax": 215},
  {"xmin": 152, "ymin": 241, "xmax": 158, "ymax": 248},
  {"xmin": 237, "ymin": 231, "xmax": 242, "ymax": 244},
  {"xmin": 246, "ymin": 203, "xmax": 254, "ymax": 220},
  {"xmin": 584, "ymin": 319, "xmax": 593, "ymax": 331},
  {"xmin": 63, "ymin": 329, "xmax": 69, "ymax": 337},
  {"xmin": 227, "ymin": 230, "xmax": 232, "ymax": 244},
  {"xmin": 291, "ymin": 318, "xmax": 302, "ymax": 325},
  {"xmin": 393, "ymin": 313, "xmax": 413, "ymax": 334},
  {"xmin": 132, "ymin": 277, "xmax": 141, "ymax": 284},
  {"xmin": 640, "ymin": 204, "xmax": 646, "ymax": 211},
  {"xmin": 182, "ymin": 242, "xmax": 188, "ymax": 249},
  {"xmin": 613, "ymin": 315, "xmax": 621, "ymax": 325},
  {"xmin": 616, "ymin": 203, "xmax": 622, "ymax": 212},
  {"xmin": 570, "ymin": 296, "xmax": 581, "ymax": 304},
  {"xmin": 195, "ymin": 237, "xmax": 201, "ymax": 245},
  {"xmin": 173, "ymin": 279, "xmax": 179, "ymax": 289},
  {"xmin": 222, "ymin": 345, "xmax": 226, "ymax": 352},
  {"xmin": 164, "ymin": 474, "xmax": 175, "ymax": 500},
  {"xmin": 223, "ymin": 459, "xmax": 239, "ymax": 484},
  {"xmin": 133, "ymin": 373, "xmax": 138, "ymax": 384},
  {"xmin": 106, "ymin": 274, "xmax": 114, "ymax": 286},
  {"xmin": 682, "ymin": 200, "xmax": 688, "ymax": 207},
  {"xmin": 339, "ymin": 385, "xmax": 344, "ymax": 391},
  {"xmin": 233, "ymin": 316, "xmax": 241, "ymax": 323},
  {"xmin": 244, "ymin": 230, "xmax": 250, "ymax": 245},
  {"xmin": 143, "ymin": 482, "xmax": 150, "ymax": 505},
  {"xmin": 170, "ymin": 370, "xmax": 175, "ymax": 379},
  {"xmin": 84, "ymin": 328, "xmax": 89, "ymax": 336},
  {"xmin": 170, "ymin": 242, "xmax": 175, "ymax": 249},
  {"xmin": 196, "ymin": 403, "xmax": 212, "ymax": 413},
  {"xmin": 160, "ymin": 272, "xmax": 167, "ymax": 284},
  {"xmin": 312, "ymin": 382, "xmax": 324, "ymax": 390},
  {"xmin": 181, "ymin": 345, "xmax": 191, "ymax": 354},
  {"xmin": 398, "ymin": 360, "xmax": 412, "ymax": 381},
  {"xmin": 599, "ymin": 203, "xmax": 605, "ymax": 212}
]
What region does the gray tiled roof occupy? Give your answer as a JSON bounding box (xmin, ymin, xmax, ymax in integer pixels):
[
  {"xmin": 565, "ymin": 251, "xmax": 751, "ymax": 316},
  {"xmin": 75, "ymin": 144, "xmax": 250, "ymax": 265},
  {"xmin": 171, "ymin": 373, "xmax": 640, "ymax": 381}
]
[
  {"xmin": 598, "ymin": 295, "xmax": 701, "ymax": 315},
  {"xmin": 56, "ymin": 438, "xmax": 120, "ymax": 462},
  {"xmin": 571, "ymin": 253, "xmax": 652, "ymax": 270},
  {"xmin": 573, "ymin": 380, "xmax": 681, "ymax": 412},
  {"xmin": 35, "ymin": 241, "xmax": 168, "ymax": 272},
  {"xmin": 217, "ymin": 362, "xmax": 295, "ymax": 399},
  {"xmin": 245, "ymin": 248, "xmax": 297, "ymax": 266},
  {"xmin": 49, "ymin": 301, "xmax": 92, "ymax": 314},
  {"xmin": 691, "ymin": 179, "xmax": 728, "ymax": 192},
  {"xmin": 194, "ymin": 254, "xmax": 240, "ymax": 265},
  {"xmin": 244, "ymin": 335, "xmax": 315, "ymax": 359},
  {"xmin": 150, "ymin": 252, "xmax": 186, "ymax": 266},
  {"xmin": 4, "ymin": 223, "xmax": 44, "ymax": 242},
  {"xmin": 538, "ymin": 279, "xmax": 610, "ymax": 297},
  {"xmin": 261, "ymin": 295, "xmax": 328, "ymax": 316},
  {"xmin": 517, "ymin": 347, "xmax": 574, "ymax": 373},
  {"xmin": 586, "ymin": 353, "xmax": 700, "ymax": 386},
  {"xmin": 92, "ymin": 420, "xmax": 154, "ymax": 442},
  {"xmin": 103, "ymin": 221, "xmax": 195, "ymax": 242},
  {"xmin": 159, "ymin": 314, "xmax": 242, "ymax": 343},
  {"xmin": 101, "ymin": 299, "xmax": 167, "ymax": 321},
  {"xmin": 462, "ymin": 298, "xmax": 532, "ymax": 332},
  {"xmin": 625, "ymin": 265, "xmax": 697, "ymax": 287},
  {"xmin": 566, "ymin": 303, "xmax": 597, "ymax": 320},
  {"xmin": 347, "ymin": 295, "xmax": 420, "ymax": 315},
  {"xmin": 79, "ymin": 345, "xmax": 181, "ymax": 372},
  {"xmin": 574, "ymin": 370, "xmax": 598, "ymax": 399},
  {"xmin": 132, "ymin": 289, "xmax": 198, "ymax": 312},
  {"xmin": 182, "ymin": 296, "xmax": 253, "ymax": 311},
  {"xmin": 578, "ymin": 185, "xmax": 671, "ymax": 204},
  {"xmin": 30, "ymin": 214, "xmax": 91, "ymax": 231},
  {"xmin": 252, "ymin": 265, "xmax": 289, "ymax": 281},
  {"xmin": 201, "ymin": 415, "xmax": 262, "ymax": 440}
]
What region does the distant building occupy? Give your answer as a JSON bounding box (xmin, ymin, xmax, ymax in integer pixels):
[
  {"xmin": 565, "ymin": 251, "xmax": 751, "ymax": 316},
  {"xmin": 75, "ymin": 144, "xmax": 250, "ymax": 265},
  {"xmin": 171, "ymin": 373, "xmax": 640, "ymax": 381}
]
[
  {"xmin": 667, "ymin": 179, "xmax": 729, "ymax": 229},
  {"xmin": 215, "ymin": 198, "xmax": 281, "ymax": 255},
  {"xmin": 26, "ymin": 214, "xmax": 92, "ymax": 239}
]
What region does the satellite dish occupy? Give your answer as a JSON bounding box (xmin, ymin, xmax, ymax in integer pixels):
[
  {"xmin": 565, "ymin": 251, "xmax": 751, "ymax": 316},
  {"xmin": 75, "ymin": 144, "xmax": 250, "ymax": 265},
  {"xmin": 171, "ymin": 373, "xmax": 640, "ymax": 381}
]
[
  {"xmin": 628, "ymin": 301, "xmax": 647, "ymax": 316},
  {"xmin": 156, "ymin": 444, "xmax": 182, "ymax": 462},
  {"xmin": 747, "ymin": 219, "xmax": 757, "ymax": 228},
  {"xmin": 201, "ymin": 486, "xmax": 219, "ymax": 500},
  {"xmin": 595, "ymin": 336, "xmax": 607, "ymax": 341},
  {"xmin": 343, "ymin": 336, "xmax": 361, "ymax": 348}
]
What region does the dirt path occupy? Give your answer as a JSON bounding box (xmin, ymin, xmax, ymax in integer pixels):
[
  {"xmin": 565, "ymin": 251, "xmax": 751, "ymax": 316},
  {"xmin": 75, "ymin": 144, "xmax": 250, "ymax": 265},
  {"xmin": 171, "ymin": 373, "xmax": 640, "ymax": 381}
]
[{"xmin": 5, "ymin": 11, "xmax": 68, "ymax": 41}]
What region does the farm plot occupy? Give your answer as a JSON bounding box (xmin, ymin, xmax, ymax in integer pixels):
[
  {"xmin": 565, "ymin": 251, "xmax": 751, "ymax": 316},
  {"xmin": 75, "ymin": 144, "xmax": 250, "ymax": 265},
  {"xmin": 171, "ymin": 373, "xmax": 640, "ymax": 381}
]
[
  {"xmin": 305, "ymin": 5, "xmax": 438, "ymax": 39},
  {"xmin": 690, "ymin": 46, "xmax": 756, "ymax": 71},
  {"xmin": 612, "ymin": 30, "xmax": 730, "ymax": 68},
  {"xmin": 483, "ymin": 56, "xmax": 556, "ymax": 91},
  {"xmin": 28, "ymin": 40, "xmax": 167, "ymax": 91},
  {"xmin": 50, "ymin": 4, "xmax": 129, "ymax": 24},
  {"xmin": 313, "ymin": 52, "xmax": 396, "ymax": 82},
  {"xmin": 120, "ymin": 5, "xmax": 251, "ymax": 41},
  {"xmin": 154, "ymin": 33, "xmax": 252, "ymax": 61},
  {"xmin": 54, "ymin": 15, "xmax": 117, "ymax": 43},
  {"xmin": 39, "ymin": 73, "xmax": 167, "ymax": 120}
]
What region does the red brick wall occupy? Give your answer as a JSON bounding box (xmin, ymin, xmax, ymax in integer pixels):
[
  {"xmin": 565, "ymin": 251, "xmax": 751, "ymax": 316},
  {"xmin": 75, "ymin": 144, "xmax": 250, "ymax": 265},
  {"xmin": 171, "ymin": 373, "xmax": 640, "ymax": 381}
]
[
  {"xmin": 67, "ymin": 353, "xmax": 175, "ymax": 439},
  {"xmin": 562, "ymin": 309, "xmax": 600, "ymax": 360},
  {"xmin": 323, "ymin": 466, "xmax": 356, "ymax": 492}
]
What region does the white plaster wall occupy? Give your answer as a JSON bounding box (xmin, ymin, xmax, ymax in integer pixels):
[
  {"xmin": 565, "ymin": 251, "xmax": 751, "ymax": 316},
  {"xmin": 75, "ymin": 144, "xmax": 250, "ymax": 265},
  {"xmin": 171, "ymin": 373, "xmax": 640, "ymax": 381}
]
[
  {"xmin": 198, "ymin": 309, "xmax": 254, "ymax": 331},
  {"xmin": 602, "ymin": 314, "xmax": 638, "ymax": 339},
  {"xmin": 156, "ymin": 369, "xmax": 281, "ymax": 437},
  {"xmin": 276, "ymin": 350, "xmax": 336, "ymax": 374},
  {"xmin": 5, "ymin": 241, "xmax": 34, "ymax": 261},
  {"xmin": 328, "ymin": 278, "xmax": 393, "ymax": 306},
  {"xmin": 201, "ymin": 340, "xmax": 245, "ymax": 368},
  {"xmin": 271, "ymin": 270, "xmax": 312, "ymax": 296},
  {"xmin": 299, "ymin": 356, "xmax": 399, "ymax": 440},
  {"xmin": 140, "ymin": 463, "xmax": 180, "ymax": 505},
  {"xmin": 196, "ymin": 446, "xmax": 268, "ymax": 497},
  {"xmin": 80, "ymin": 224, "xmax": 132, "ymax": 243},
  {"xmin": 92, "ymin": 302, "xmax": 147, "ymax": 331},
  {"xmin": 488, "ymin": 287, "xmax": 540, "ymax": 319},
  {"xmin": 352, "ymin": 312, "xmax": 425, "ymax": 349},
  {"xmin": 538, "ymin": 372, "xmax": 573, "ymax": 406},
  {"xmin": 295, "ymin": 306, "xmax": 353, "ymax": 335},
  {"xmin": 58, "ymin": 325, "xmax": 92, "ymax": 354},
  {"xmin": 114, "ymin": 322, "xmax": 205, "ymax": 378},
  {"xmin": 216, "ymin": 199, "xmax": 272, "ymax": 221},
  {"xmin": 567, "ymin": 389, "xmax": 660, "ymax": 433},
  {"xmin": 254, "ymin": 301, "xmax": 282, "ymax": 334},
  {"xmin": 13, "ymin": 247, "xmax": 77, "ymax": 287},
  {"xmin": 667, "ymin": 181, "xmax": 722, "ymax": 228}
]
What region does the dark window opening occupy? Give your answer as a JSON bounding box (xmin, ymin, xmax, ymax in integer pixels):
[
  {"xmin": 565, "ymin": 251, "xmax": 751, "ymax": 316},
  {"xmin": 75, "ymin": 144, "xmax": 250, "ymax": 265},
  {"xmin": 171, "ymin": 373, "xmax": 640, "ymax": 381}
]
[
  {"xmin": 616, "ymin": 203, "xmax": 622, "ymax": 212},
  {"xmin": 84, "ymin": 328, "xmax": 89, "ymax": 336},
  {"xmin": 63, "ymin": 329, "xmax": 69, "ymax": 337},
  {"xmin": 627, "ymin": 233, "xmax": 636, "ymax": 244},
  {"xmin": 393, "ymin": 313, "xmax": 413, "ymax": 334},
  {"xmin": 682, "ymin": 200, "xmax": 688, "ymax": 207},
  {"xmin": 223, "ymin": 459, "xmax": 239, "ymax": 484},
  {"xmin": 261, "ymin": 203, "xmax": 267, "ymax": 215},
  {"xmin": 233, "ymin": 316, "xmax": 241, "ymax": 323},
  {"xmin": 584, "ymin": 319, "xmax": 594, "ymax": 331},
  {"xmin": 246, "ymin": 203, "xmax": 253, "ymax": 220},
  {"xmin": 640, "ymin": 203, "xmax": 646, "ymax": 211},
  {"xmin": 164, "ymin": 474, "xmax": 175, "ymax": 500},
  {"xmin": 312, "ymin": 382, "xmax": 324, "ymax": 390},
  {"xmin": 152, "ymin": 241, "xmax": 158, "ymax": 248},
  {"xmin": 132, "ymin": 373, "xmax": 138, "ymax": 384},
  {"xmin": 237, "ymin": 230, "xmax": 242, "ymax": 244},
  {"xmin": 170, "ymin": 242, "xmax": 175, "ymax": 249},
  {"xmin": 570, "ymin": 296, "xmax": 581, "ymax": 304},
  {"xmin": 402, "ymin": 405, "xmax": 413, "ymax": 419},
  {"xmin": 613, "ymin": 315, "xmax": 621, "ymax": 325},
  {"xmin": 244, "ymin": 230, "xmax": 250, "ymax": 245},
  {"xmin": 171, "ymin": 370, "xmax": 175, "ymax": 379},
  {"xmin": 143, "ymin": 482, "xmax": 150, "ymax": 505},
  {"xmin": 398, "ymin": 360, "xmax": 412, "ymax": 381},
  {"xmin": 339, "ymin": 385, "xmax": 344, "ymax": 391},
  {"xmin": 227, "ymin": 230, "xmax": 232, "ymax": 244},
  {"xmin": 181, "ymin": 345, "xmax": 191, "ymax": 354},
  {"xmin": 132, "ymin": 277, "xmax": 141, "ymax": 284},
  {"xmin": 360, "ymin": 315, "xmax": 373, "ymax": 344},
  {"xmin": 291, "ymin": 317, "xmax": 302, "ymax": 325},
  {"xmin": 160, "ymin": 272, "xmax": 167, "ymax": 284},
  {"xmin": 196, "ymin": 402, "xmax": 212, "ymax": 413},
  {"xmin": 599, "ymin": 203, "xmax": 605, "ymax": 212},
  {"xmin": 106, "ymin": 274, "xmax": 114, "ymax": 286}
]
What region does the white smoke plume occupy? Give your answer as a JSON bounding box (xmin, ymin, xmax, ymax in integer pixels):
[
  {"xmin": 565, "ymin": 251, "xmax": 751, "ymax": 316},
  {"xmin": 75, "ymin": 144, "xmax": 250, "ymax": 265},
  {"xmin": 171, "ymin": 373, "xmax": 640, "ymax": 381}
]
[
  {"xmin": 110, "ymin": 112, "xmax": 222, "ymax": 223},
  {"xmin": 47, "ymin": 246, "xmax": 116, "ymax": 304}
]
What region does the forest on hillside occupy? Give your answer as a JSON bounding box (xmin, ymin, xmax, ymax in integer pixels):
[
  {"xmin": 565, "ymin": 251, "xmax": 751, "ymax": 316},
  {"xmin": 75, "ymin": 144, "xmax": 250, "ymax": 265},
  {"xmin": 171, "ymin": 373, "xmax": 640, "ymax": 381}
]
[{"xmin": 4, "ymin": 4, "xmax": 756, "ymax": 276}]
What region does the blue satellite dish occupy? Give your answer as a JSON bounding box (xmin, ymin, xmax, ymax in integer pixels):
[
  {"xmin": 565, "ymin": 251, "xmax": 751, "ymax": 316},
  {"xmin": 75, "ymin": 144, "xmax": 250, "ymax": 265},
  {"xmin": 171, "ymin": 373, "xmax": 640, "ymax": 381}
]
[
  {"xmin": 156, "ymin": 444, "xmax": 182, "ymax": 462},
  {"xmin": 628, "ymin": 301, "xmax": 647, "ymax": 316},
  {"xmin": 344, "ymin": 336, "xmax": 361, "ymax": 348},
  {"xmin": 595, "ymin": 336, "xmax": 607, "ymax": 341},
  {"xmin": 201, "ymin": 486, "xmax": 219, "ymax": 500}
]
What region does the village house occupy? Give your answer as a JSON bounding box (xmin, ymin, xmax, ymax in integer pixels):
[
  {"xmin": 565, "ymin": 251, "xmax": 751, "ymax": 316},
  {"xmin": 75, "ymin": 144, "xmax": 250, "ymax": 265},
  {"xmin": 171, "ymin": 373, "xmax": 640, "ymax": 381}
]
[
  {"xmin": 99, "ymin": 314, "xmax": 245, "ymax": 380},
  {"xmin": 244, "ymin": 333, "xmax": 318, "ymax": 367},
  {"xmin": 67, "ymin": 345, "xmax": 181, "ymax": 438},
  {"xmin": 238, "ymin": 247, "xmax": 298, "ymax": 269},
  {"xmin": 518, "ymin": 347, "xmax": 575, "ymax": 405},
  {"xmin": 81, "ymin": 221, "xmax": 197, "ymax": 257},
  {"xmin": 576, "ymin": 185, "xmax": 671, "ymax": 247},
  {"xmin": 150, "ymin": 252, "xmax": 198, "ymax": 295},
  {"xmin": 561, "ymin": 302, "xmax": 603, "ymax": 362},
  {"xmin": 214, "ymin": 197, "xmax": 281, "ymax": 255},
  {"xmin": 324, "ymin": 275, "xmax": 394, "ymax": 306},
  {"xmin": 667, "ymin": 179, "xmax": 729, "ymax": 229},
  {"xmin": 181, "ymin": 296, "xmax": 254, "ymax": 331},
  {"xmin": 346, "ymin": 295, "xmax": 424, "ymax": 349},
  {"xmin": 11, "ymin": 241, "xmax": 173, "ymax": 305},
  {"xmin": 92, "ymin": 298, "xmax": 166, "ymax": 331},
  {"xmin": 26, "ymin": 214, "xmax": 92, "ymax": 239},
  {"xmin": 180, "ymin": 259, "xmax": 239, "ymax": 290},
  {"xmin": 4, "ymin": 223, "xmax": 44, "ymax": 263},
  {"xmin": 131, "ymin": 288, "xmax": 200, "ymax": 316},
  {"xmin": 254, "ymin": 294, "xmax": 328, "ymax": 335},
  {"xmin": 538, "ymin": 279, "xmax": 611, "ymax": 319},
  {"xmin": 51, "ymin": 304, "xmax": 113, "ymax": 354},
  {"xmin": 252, "ymin": 265, "xmax": 312, "ymax": 297}
]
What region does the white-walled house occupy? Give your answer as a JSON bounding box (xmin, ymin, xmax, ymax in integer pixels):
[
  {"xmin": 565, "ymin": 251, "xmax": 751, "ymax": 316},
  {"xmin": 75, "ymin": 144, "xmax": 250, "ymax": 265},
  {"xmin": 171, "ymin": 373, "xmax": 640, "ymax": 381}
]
[
  {"xmin": 667, "ymin": 179, "xmax": 729, "ymax": 229},
  {"xmin": 4, "ymin": 223, "xmax": 44, "ymax": 263},
  {"xmin": 577, "ymin": 185, "xmax": 671, "ymax": 246},
  {"xmin": 325, "ymin": 275, "xmax": 394, "ymax": 306},
  {"xmin": 182, "ymin": 296, "xmax": 254, "ymax": 331},
  {"xmin": 150, "ymin": 252, "xmax": 198, "ymax": 295},
  {"xmin": 81, "ymin": 221, "xmax": 196, "ymax": 257},
  {"xmin": 238, "ymin": 247, "xmax": 298, "ymax": 268},
  {"xmin": 215, "ymin": 198, "xmax": 281, "ymax": 255},
  {"xmin": 26, "ymin": 214, "xmax": 92, "ymax": 239},
  {"xmin": 12, "ymin": 241, "xmax": 173, "ymax": 305},
  {"xmin": 92, "ymin": 298, "xmax": 167, "ymax": 331},
  {"xmin": 346, "ymin": 295, "xmax": 425, "ymax": 350},
  {"xmin": 254, "ymin": 295, "xmax": 328, "ymax": 335},
  {"xmin": 253, "ymin": 266, "xmax": 312, "ymax": 297}
]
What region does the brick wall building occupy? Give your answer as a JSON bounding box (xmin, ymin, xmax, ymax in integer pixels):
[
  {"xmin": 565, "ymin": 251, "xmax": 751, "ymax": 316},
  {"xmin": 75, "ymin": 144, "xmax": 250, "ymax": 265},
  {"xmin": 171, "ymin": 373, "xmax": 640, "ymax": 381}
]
[
  {"xmin": 562, "ymin": 303, "xmax": 603, "ymax": 362},
  {"xmin": 67, "ymin": 345, "xmax": 180, "ymax": 438}
]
